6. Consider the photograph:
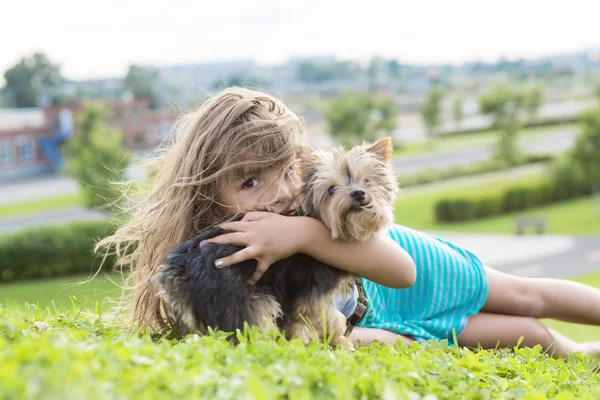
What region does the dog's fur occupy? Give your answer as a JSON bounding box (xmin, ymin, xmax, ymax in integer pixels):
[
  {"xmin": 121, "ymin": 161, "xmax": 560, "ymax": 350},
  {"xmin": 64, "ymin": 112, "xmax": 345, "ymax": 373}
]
[{"xmin": 152, "ymin": 137, "xmax": 397, "ymax": 347}]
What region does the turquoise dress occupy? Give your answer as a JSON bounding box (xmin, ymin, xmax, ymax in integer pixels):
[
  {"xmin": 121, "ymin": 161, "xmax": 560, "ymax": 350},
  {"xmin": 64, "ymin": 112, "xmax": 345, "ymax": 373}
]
[{"xmin": 334, "ymin": 224, "xmax": 488, "ymax": 342}]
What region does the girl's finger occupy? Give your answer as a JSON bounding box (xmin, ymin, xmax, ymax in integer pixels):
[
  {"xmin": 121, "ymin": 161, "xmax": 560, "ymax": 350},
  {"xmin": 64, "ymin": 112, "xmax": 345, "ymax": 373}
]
[
  {"xmin": 248, "ymin": 261, "xmax": 271, "ymax": 285},
  {"xmin": 214, "ymin": 247, "xmax": 258, "ymax": 269},
  {"xmin": 202, "ymin": 232, "xmax": 249, "ymax": 247},
  {"xmin": 219, "ymin": 221, "xmax": 252, "ymax": 232},
  {"xmin": 241, "ymin": 212, "xmax": 270, "ymax": 222}
]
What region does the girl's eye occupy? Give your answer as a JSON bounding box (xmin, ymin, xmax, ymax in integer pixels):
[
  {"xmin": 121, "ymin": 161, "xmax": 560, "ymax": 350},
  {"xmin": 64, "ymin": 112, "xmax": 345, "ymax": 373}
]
[
  {"xmin": 328, "ymin": 186, "xmax": 336, "ymax": 196},
  {"xmin": 285, "ymin": 167, "xmax": 296, "ymax": 180},
  {"xmin": 243, "ymin": 178, "xmax": 260, "ymax": 189}
]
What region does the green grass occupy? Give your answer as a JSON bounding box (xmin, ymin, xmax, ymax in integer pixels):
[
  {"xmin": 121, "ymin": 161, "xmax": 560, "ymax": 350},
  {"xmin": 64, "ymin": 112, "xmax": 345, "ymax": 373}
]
[
  {"xmin": 394, "ymin": 123, "xmax": 578, "ymax": 157},
  {"xmin": 395, "ymin": 176, "xmax": 600, "ymax": 235},
  {"xmin": 0, "ymin": 191, "xmax": 85, "ymax": 220},
  {"xmin": 3, "ymin": 271, "xmax": 600, "ymax": 398},
  {"xmin": 1, "ymin": 273, "xmax": 123, "ymax": 311}
]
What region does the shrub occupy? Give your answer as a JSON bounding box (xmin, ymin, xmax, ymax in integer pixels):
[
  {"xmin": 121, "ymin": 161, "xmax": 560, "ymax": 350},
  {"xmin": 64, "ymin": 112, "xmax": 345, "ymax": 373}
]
[
  {"xmin": 431, "ymin": 178, "xmax": 589, "ymax": 223},
  {"xmin": 0, "ymin": 221, "xmax": 117, "ymax": 283}
]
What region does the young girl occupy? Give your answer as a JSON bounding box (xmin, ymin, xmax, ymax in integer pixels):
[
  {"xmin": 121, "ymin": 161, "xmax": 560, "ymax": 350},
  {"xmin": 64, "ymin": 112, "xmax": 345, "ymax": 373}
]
[{"xmin": 98, "ymin": 87, "xmax": 600, "ymax": 358}]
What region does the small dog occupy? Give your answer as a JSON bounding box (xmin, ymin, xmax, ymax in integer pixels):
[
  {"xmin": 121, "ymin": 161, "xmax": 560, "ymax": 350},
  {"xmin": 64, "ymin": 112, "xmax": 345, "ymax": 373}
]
[{"xmin": 152, "ymin": 137, "xmax": 398, "ymax": 348}]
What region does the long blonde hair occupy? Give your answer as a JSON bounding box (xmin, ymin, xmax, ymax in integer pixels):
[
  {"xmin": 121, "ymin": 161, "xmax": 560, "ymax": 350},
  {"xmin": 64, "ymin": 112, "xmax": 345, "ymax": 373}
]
[{"xmin": 96, "ymin": 87, "xmax": 307, "ymax": 332}]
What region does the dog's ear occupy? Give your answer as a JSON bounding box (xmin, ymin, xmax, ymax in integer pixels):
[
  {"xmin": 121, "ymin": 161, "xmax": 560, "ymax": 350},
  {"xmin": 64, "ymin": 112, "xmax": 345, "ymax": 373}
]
[
  {"xmin": 297, "ymin": 143, "xmax": 317, "ymax": 177},
  {"xmin": 368, "ymin": 137, "xmax": 393, "ymax": 163}
]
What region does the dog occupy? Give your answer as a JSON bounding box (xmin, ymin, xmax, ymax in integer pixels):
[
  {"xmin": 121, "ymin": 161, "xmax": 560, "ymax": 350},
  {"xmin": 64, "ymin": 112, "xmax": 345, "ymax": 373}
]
[{"xmin": 152, "ymin": 137, "xmax": 398, "ymax": 348}]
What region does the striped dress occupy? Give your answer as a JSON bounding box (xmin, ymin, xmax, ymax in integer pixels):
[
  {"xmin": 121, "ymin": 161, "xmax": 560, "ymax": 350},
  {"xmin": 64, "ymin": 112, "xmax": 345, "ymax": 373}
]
[{"xmin": 335, "ymin": 224, "xmax": 489, "ymax": 342}]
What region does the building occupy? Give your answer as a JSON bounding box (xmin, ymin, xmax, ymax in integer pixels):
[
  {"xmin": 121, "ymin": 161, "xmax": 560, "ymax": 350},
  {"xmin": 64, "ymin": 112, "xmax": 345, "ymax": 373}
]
[{"xmin": 0, "ymin": 99, "xmax": 178, "ymax": 181}]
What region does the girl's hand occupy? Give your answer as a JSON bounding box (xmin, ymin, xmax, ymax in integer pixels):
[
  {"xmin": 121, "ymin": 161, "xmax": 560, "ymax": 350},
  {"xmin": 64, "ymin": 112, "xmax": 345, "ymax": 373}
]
[{"xmin": 202, "ymin": 212, "xmax": 311, "ymax": 284}]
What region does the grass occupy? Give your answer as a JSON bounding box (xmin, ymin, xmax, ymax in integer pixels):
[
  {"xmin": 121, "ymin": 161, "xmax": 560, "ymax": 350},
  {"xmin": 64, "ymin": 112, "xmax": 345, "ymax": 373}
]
[
  {"xmin": 3, "ymin": 270, "xmax": 600, "ymax": 398},
  {"xmin": 395, "ymin": 175, "xmax": 600, "ymax": 235},
  {"xmin": 0, "ymin": 191, "xmax": 85, "ymax": 220},
  {"xmin": 394, "ymin": 123, "xmax": 578, "ymax": 157},
  {"xmin": 0, "ymin": 273, "xmax": 124, "ymax": 311}
]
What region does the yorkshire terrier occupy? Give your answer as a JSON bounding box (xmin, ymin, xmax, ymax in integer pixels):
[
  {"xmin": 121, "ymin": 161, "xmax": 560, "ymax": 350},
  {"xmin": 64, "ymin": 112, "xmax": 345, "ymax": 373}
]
[{"xmin": 152, "ymin": 137, "xmax": 398, "ymax": 348}]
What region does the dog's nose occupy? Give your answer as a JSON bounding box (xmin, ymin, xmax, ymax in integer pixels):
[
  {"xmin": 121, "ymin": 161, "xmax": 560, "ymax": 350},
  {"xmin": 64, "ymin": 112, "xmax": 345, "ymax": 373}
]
[{"xmin": 350, "ymin": 190, "xmax": 365, "ymax": 202}]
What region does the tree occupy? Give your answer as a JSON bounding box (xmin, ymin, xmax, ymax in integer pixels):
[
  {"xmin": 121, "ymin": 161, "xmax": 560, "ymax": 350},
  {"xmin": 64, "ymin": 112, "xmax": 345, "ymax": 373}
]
[
  {"xmin": 212, "ymin": 75, "xmax": 268, "ymax": 90},
  {"xmin": 367, "ymin": 57, "xmax": 383, "ymax": 81},
  {"xmin": 521, "ymin": 84, "xmax": 543, "ymax": 120},
  {"xmin": 453, "ymin": 96, "xmax": 464, "ymax": 125},
  {"xmin": 123, "ymin": 65, "xmax": 157, "ymax": 100},
  {"xmin": 478, "ymin": 84, "xmax": 524, "ymax": 166},
  {"xmin": 64, "ymin": 104, "xmax": 130, "ymax": 211},
  {"xmin": 419, "ymin": 85, "xmax": 444, "ymax": 137},
  {"xmin": 373, "ymin": 96, "xmax": 398, "ymax": 134},
  {"xmin": 325, "ymin": 92, "xmax": 397, "ymax": 146},
  {"xmin": 297, "ymin": 62, "xmax": 334, "ymax": 83},
  {"xmin": 386, "ymin": 60, "xmax": 402, "ymax": 78},
  {"xmin": 2, "ymin": 53, "xmax": 61, "ymax": 108},
  {"xmin": 572, "ymin": 108, "xmax": 600, "ymax": 191}
]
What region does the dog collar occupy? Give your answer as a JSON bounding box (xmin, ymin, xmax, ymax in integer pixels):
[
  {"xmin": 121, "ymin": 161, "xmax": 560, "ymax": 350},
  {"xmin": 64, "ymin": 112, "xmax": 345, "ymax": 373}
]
[{"xmin": 344, "ymin": 278, "xmax": 368, "ymax": 337}]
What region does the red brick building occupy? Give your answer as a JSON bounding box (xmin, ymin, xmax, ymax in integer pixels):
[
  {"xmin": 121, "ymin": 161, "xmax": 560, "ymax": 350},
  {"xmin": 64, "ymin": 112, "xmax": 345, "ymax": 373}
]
[{"xmin": 0, "ymin": 99, "xmax": 179, "ymax": 180}]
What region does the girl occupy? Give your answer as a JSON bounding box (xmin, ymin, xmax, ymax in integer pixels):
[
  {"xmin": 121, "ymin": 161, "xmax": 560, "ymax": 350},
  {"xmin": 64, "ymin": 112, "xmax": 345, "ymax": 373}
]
[{"xmin": 98, "ymin": 87, "xmax": 600, "ymax": 358}]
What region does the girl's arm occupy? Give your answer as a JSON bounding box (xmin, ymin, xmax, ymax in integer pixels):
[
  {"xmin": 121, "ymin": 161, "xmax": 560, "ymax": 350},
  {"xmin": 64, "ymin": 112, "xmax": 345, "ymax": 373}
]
[
  {"xmin": 205, "ymin": 212, "xmax": 416, "ymax": 288},
  {"xmin": 298, "ymin": 216, "xmax": 416, "ymax": 289}
]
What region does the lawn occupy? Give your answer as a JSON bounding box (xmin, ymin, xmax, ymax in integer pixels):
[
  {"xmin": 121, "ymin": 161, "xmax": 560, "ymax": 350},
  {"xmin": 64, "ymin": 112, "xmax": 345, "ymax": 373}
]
[
  {"xmin": 0, "ymin": 191, "xmax": 85, "ymax": 220},
  {"xmin": 2, "ymin": 270, "xmax": 600, "ymax": 398},
  {"xmin": 395, "ymin": 176, "xmax": 600, "ymax": 235},
  {"xmin": 0, "ymin": 273, "xmax": 124, "ymax": 311},
  {"xmin": 394, "ymin": 123, "xmax": 578, "ymax": 157}
]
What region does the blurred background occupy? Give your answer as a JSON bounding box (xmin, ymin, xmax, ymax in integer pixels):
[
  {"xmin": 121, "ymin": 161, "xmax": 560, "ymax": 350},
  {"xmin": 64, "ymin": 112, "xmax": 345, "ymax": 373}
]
[{"xmin": 1, "ymin": 0, "xmax": 599, "ymax": 338}]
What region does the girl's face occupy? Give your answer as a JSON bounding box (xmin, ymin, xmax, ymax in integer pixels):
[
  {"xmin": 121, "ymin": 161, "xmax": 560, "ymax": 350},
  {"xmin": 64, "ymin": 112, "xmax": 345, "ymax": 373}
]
[{"xmin": 219, "ymin": 166, "xmax": 300, "ymax": 215}]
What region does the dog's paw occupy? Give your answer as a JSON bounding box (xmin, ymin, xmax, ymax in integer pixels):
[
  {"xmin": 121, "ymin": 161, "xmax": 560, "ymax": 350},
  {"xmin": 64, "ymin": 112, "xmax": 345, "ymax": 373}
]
[{"xmin": 332, "ymin": 335, "xmax": 355, "ymax": 351}]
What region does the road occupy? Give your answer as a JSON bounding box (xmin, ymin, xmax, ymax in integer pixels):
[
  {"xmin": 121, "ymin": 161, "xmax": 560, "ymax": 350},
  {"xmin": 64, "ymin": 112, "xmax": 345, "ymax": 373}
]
[{"xmin": 394, "ymin": 129, "xmax": 575, "ymax": 175}]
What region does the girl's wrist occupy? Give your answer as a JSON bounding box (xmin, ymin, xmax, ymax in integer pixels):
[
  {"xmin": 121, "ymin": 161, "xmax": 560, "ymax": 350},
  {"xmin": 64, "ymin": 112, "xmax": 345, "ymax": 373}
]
[{"xmin": 295, "ymin": 216, "xmax": 328, "ymax": 255}]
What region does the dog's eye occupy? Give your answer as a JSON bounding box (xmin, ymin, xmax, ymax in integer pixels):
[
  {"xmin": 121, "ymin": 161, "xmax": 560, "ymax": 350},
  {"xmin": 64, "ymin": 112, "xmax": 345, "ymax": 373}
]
[
  {"xmin": 328, "ymin": 186, "xmax": 336, "ymax": 196},
  {"xmin": 242, "ymin": 178, "xmax": 260, "ymax": 189},
  {"xmin": 364, "ymin": 178, "xmax": 370, "ymax": 184}
]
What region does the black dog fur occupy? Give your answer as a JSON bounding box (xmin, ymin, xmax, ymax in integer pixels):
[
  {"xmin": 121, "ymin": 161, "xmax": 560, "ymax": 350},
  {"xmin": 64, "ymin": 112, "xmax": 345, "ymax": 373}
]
[{"xmin": 153, "ymin": 223, "xmax": 354, "ymax": 338}]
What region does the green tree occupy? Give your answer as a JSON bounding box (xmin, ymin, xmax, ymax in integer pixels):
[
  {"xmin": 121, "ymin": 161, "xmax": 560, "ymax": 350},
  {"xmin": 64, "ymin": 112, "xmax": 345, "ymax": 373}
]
[
  {"xmin": 212, "ymin": 75, "xmax": 268, "ymax": 89},
  {"xmin": 2, "ymin": 53, "xmax": 61, "ymax": 108},
  {"xmin": 521, "ymin": 84, "xmax": 543, "ymax": 120},
  {"xmin": 453, "ymin": 96, "xmax": 464, "ymax": 125},
  {"xmin": 123, "ymin": 65, "xmax": 157, "ymax": 100},
  {"xmin": 478, "ymin": 84, "xmax": 524, "ymax": 166},
  {"xmin": 64, "ymin": 104, "xmax": 130, "ymax": 211},
  {"xmin": 373, "ymin": 96, "xmax": 398, "ymax": 133},
  {"xmin": 386, "ymin": 60, "xmax": 402, "ymax": 78},
  {"xmin": 297, "ymin": 63, "xmax": 334, "ymax": 83},
  {"xmin": 572, "ymin": 108, "xmax": 600, "ymax": 190},
  {"xmin": 419, "ymin": 85, "xmax": 444, "ymax": 137},
  {"xmin": 325, "ymin": 92, "xmax": 397, "ymax": 146},
  {"xmin": 367, "ymin": 57, "xmax": 383, "ymax": 81},
  {"xmin": 595, "ymin": 82, "xmax": 600, "ymax": 104}
]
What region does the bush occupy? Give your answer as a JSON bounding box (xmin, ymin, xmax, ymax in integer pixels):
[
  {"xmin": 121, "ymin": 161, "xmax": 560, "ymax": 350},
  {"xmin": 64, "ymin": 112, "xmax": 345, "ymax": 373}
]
[
  {"xmin": 0, "ymin": 221, "xmax": 117, "ymax": 283},
  {"xmin": 432, "ymin": 178, "xmax": 585, "ymax": 223},
  {"xmin": 551, "ymin": 156, "xmax": 592, "ymax": 201}
]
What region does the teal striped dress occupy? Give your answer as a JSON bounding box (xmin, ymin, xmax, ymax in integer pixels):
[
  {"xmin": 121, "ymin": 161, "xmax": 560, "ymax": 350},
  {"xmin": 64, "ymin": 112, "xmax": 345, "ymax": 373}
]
[{"xmin": 335, "ymin": 224, "xmax": 489, "ymax": 342}]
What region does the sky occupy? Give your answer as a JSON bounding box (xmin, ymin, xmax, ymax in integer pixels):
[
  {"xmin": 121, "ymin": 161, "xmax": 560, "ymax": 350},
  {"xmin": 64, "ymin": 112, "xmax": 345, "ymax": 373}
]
[{"xmin": 1, "ymin": 0, "xmax": 599, "ymax": 81}]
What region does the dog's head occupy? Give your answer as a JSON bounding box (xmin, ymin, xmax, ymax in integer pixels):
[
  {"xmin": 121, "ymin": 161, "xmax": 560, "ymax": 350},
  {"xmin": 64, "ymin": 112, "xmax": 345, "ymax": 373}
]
[{"xmin": 298, "ymin": 137, "xmax": 398, "ymax": 242}]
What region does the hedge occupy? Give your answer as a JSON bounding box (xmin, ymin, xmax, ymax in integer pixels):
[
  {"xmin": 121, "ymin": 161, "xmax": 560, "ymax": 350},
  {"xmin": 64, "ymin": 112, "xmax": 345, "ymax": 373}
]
[
  {"xmin": 435, "ymin": 177, "xmax": 593, "ymax": 223},
  {"xmin": 0, "ymin": 221, "xmax": 117, "ymax": 283}
]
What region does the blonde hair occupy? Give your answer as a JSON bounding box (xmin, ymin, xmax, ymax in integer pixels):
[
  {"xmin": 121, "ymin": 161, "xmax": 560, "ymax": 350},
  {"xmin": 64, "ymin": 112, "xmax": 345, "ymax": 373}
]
[{"xmin": 96, "ymin": 87, "xmax": 307, "ymax": 332}]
